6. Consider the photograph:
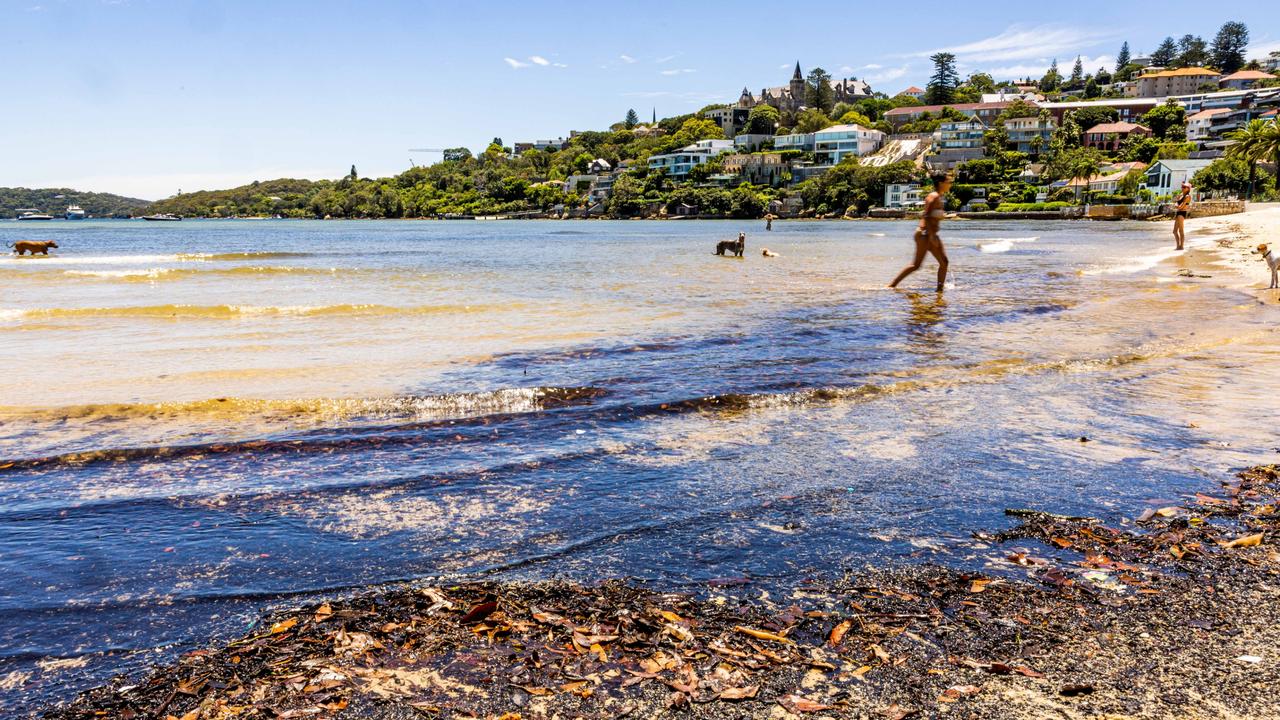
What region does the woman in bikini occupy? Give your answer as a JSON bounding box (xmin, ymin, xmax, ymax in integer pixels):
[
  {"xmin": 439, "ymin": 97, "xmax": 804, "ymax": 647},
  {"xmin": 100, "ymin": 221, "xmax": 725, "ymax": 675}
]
[
  {"xmin": 890, "ymin": 174, "xmax": 951, "ymax": 292},
  {"xmin": 1173, "ymin": 182, "xmax": 1192, "ymax": 250}
]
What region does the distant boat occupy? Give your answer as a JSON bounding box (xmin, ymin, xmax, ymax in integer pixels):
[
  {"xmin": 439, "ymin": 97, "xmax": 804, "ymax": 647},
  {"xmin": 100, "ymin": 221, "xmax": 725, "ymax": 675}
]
[
  {"xmin": 66, "ymin": 204, "xmax": 86, "ymax": 220},
  {"xmin": 16, "ymin": 210, "xmax": 54, "ymax": 221},
  {"xmin": 141, "ymin": 213, "xmax": 182, "ymax": 222}
]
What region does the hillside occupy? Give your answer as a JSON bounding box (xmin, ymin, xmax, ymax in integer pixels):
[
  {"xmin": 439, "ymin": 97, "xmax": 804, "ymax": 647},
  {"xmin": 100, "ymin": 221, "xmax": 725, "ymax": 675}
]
[
  {"xmin": 143, "ymin": 178, "xmax": 328, "ymax": 218},
  {"xmin": 0, "ymin": 187, "xmax": 151, "ymax": 218}
]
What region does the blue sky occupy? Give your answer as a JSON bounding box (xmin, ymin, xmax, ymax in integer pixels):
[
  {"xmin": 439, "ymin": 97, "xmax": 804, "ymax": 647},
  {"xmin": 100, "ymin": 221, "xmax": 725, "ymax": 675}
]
[{"xmin": 4, "ymin": 0, "xmax": 1278, "ymax": 199}]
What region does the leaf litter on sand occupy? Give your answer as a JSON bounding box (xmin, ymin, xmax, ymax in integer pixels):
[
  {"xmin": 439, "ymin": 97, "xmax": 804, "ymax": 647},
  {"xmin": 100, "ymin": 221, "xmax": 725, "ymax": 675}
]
[{"xmin": 43, "ymin": 465, "xmax": 1280, "ymax": 719}]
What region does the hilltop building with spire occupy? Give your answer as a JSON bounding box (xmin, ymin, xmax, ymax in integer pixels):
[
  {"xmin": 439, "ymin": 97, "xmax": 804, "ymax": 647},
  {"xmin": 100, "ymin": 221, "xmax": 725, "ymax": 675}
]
[{"xmin": 736, "ymin": 62, "xmax": 873, "ymax": 115}]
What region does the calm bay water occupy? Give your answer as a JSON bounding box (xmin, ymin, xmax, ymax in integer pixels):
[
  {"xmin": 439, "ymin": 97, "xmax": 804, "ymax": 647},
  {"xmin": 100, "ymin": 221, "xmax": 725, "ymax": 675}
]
[{"xmin": 2, "ymin": 218, "xmax": 1278, "ymax": 712}]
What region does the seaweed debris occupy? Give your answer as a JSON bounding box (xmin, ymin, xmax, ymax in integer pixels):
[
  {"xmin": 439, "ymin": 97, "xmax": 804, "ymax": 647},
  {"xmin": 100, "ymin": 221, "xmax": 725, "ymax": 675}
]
[{"xmin": 43, "ymin": 467, "xmax": 1280, "ymax": 719}]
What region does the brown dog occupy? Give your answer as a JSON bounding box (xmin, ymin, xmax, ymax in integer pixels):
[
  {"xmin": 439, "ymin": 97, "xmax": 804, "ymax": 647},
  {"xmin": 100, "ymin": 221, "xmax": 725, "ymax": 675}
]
[
  {"xmin": 9, "ymin": 240, "xmax": 59, "ymax": 255},
  {"xmin": 714, "ymin": 232, "xmax": 746, "ymax": 257}
]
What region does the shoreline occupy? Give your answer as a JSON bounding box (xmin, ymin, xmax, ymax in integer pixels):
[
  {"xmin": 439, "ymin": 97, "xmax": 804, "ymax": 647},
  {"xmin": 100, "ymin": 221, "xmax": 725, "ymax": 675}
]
[
  {"xmin": 41, "ymin": 466, "xmax": 1280, "ymax": 719},
  {"xmin": 22, "ymin": 207, "xmax": 1280, "ymax": 719}
]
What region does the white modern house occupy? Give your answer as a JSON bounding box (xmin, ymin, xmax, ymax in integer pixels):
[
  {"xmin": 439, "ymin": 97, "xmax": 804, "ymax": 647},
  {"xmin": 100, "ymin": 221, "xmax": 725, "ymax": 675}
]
[
  {"xmin": 884, "ymin": 183, "xmax": 923, "ymax": 208},
  {"xmin": 1143, "ymin": 159, "xmax": 1213, "ymax": 197},
  {"xmin": 773, "ymin": 132, "xmax": 816, "ymax": 152},
  {"xmin": 1185, "ymin": 108, "xmax": 1233, "ymax": 142},
  {"xmin": 812, "ymin": 124, "xmax": 885, "ymax": 165},
  {"xmin": 646, "ymin": 139, "xmax": 735, "ymax": 181}
]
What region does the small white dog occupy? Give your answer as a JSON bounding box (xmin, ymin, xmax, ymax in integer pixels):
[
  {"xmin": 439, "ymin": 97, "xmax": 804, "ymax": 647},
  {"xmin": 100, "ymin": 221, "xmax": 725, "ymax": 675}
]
[
  {"xmin": 761, "ymin": 248, "xmax": 779, "ymax": 257},
  {"xmin": 1254, "ymin": 243, "xmax": 1279, "ymax": 289}
]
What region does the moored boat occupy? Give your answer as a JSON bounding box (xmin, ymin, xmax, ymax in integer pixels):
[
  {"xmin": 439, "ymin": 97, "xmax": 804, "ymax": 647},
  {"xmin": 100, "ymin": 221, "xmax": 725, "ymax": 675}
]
[
  {"xmin": 141, "ymin": 213, "xmax": 182, "ymax": 221},
  {"xmin": 16, "ymin": 209, "xmax": 54, "ymax": 220},
  {"xmin": 66, "ymin": 205, "xmax": 86, "ymax": 220}
]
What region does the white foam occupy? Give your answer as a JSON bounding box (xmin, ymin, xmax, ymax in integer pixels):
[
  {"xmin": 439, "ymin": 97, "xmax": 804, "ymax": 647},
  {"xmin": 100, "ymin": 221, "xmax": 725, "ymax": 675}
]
[
  {"xmin": 978, "ymin": 236, "xmax": 1039, "ymax": 254},
  {"xmin": 0, "ymin": 254, "xmax": 203, "ymax": 266}
]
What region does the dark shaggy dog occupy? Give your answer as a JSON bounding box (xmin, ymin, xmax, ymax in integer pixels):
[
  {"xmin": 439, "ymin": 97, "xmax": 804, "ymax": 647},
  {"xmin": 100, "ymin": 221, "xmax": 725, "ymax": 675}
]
[{"xmin": 714, "ymin": 234, "xmax": 745, "ymax": 257}]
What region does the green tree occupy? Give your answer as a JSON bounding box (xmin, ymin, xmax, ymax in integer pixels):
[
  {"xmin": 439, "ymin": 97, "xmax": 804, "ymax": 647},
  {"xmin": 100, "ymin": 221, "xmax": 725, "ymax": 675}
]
[
  {"xmin": 983, "ymin": 125, "xmax": 1010, "ymax": 155},
  {"xmin": 1070, "ymin": 56, "xmax": 1084, "ymax": 88},
  {"xmin": 1141, "ymin": 101, "xmax": 1187, "ymax": 140},
  {"xmin": 1046, "ymin": 146, "xmax": 1104, "ymax": 200},
  {"xmin": 1226, "ymin": 119, "xmax": 1276, "ymax": 197},
  {"xmin": 1151, "ymin": 37, "xmax": 1178, "ymax": 67},
  {"xmin": 966, "ymin": 72, "xmax": 996, "ymax": 94},
  {"xmin": 805, "ymin": 67, "xmax": 835, "ymax": 114},
  {"xmin": 1039, "ymin": 59, "xmax": 1062, "ymax": 92},
  {"xmin": 348, "ymin": 165, "xmax": 358, "ymax": 180},
  {"xmin": 1084, "ymin": 78, "xmax": 1100, "ymax": 98},
  {"xmin": 624, "ymin": 109, "xmax": 639, "ymax": 129},
  {"xmin": 1116, "ymin": 42, "xmax": 1131, "ymax": 71},
  {"xmin": 837, "ymin": 110, "xmax": 875, "ymax": 127},
  {"xmin": 1210, "ymin": 21, "xmax": 1250, "ymax": 74},
  {"xmin": 746, "ymin": 103, "xmax": 781, "ymax": 134},
  {"xmin": 442, "ymin": 147, "xmax": 472, "ymax": 163},
  {"xmin": 1072, "ymin": 106, "xmax": 1119, "ymax": 132},
  {"xmin": 729, "ymin": 185, "xmax": 766, "ymax": 218},
  {"xmin": 1176, "ymin": 35, "xmax": 1209, "ymax": 68},
  {"xmin": 998, "ymin": 99, "xmax": 1040, "ymax": 121},
  {"xmin": 794, "ymin": 108, "xmax": 836, "ymax": 134},
  {"xmin": 926, "ymin": 52, "xmax": 959, "ymax": 105}
]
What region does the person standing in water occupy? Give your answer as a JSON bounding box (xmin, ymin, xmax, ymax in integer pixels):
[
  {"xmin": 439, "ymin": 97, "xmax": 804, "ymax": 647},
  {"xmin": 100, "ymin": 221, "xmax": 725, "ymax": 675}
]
[
  {"xmin": 890, "ymin": 174, "xmax": 951, "ymax": 292},
  {"xmin": 765, "ymin": 214, "xmax": 774, "ymax": 231},
  {"xmin": 1173, "ymin": 182, "xmax": 1192, "ymax": 250}
]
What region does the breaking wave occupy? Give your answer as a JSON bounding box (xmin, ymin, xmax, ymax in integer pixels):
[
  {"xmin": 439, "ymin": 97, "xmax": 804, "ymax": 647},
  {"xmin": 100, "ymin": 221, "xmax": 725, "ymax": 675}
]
[{"xmin": 977, "ymin": 236, "xmax": 1039, "ymax": 254}]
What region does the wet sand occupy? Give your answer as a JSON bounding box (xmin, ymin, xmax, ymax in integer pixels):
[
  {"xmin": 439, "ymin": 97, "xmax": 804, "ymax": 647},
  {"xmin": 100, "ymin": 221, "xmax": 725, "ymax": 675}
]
[{"xmin": 35, "ymin": 208, "xmax": 1280, "ymax": 719}]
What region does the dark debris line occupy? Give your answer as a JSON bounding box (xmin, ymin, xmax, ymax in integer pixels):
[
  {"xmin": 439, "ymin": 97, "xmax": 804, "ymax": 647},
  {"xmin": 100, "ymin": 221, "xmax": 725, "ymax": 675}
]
[{"xmin": 42, "ymin": 466, "xmax": 1280, "ymax": 719}]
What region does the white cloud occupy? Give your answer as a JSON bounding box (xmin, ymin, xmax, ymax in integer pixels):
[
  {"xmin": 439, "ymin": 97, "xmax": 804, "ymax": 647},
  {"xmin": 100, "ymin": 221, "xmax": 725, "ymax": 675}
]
[
  {"xmin": 504, "ymin": 57, "xmax": 529, "ymax": 69},
  {"xmin": 660, "ymin": 68, "xmax": 696, "ymax": 76},
  {"xmin": 863, "ymin": 63, "xmax": 883, "ymax": 70},
  {"xmin": 914, "ymin": 24, "xmax": 1117, "ymax": 64},
  {"xmin": 553, "ymin": 62, "xmax": 568, "ymax": 68},
  {"xmin": 619, "ymin": 54, "xmax": 637, "ymax": 64},
  {"xmin": 1247, "ymin": 39, "xmax": 1280, "ymax": 59},
  {"xmin": 655, "ymin": 54, "xmax": 678, "ymax": 64},
  {"xmin": 529, "ymin": 55, "xmax": 550, "ymax": 66},
  {"xmin": 778, "ymin": 63, "xmax": 791, "ymax": 70},
  {"xmin": 983, "ymin": 54, "xmax": 1114, "ymax": 82},
  {"xmin": 865, "ymin": 66, "xmax": 910, "ymax": 84}
]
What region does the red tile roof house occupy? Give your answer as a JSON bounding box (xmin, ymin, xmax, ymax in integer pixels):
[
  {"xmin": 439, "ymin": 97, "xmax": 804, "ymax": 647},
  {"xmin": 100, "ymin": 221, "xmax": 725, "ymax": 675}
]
[
  {"xmin": 884, "ymin": 101, "xmax": 1015, "ymax": 129},
  {"xmin": 1219, "ymin": 70, "xmax": 1279, "ymax": 91},
  {"xmin": 1083, "ymin": 122, "xmax": 1152, "ymax": 152},
  {"xmin": 901, "ymin": 86, "xmax": 925, "ymax": 99}
]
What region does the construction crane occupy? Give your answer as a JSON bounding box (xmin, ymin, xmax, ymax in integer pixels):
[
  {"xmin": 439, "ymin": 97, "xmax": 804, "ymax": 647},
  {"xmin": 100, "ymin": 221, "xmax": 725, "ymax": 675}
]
[{"xmin": 407, "ymin": 148, "xmax": 447, "ymax": 167}]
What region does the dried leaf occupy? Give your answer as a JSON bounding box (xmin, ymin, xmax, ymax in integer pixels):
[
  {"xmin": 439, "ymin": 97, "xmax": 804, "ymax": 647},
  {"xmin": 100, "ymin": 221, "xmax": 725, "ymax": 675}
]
[
  {"xmin": 460, "ymin": 600, "xmax": 497, "ymax": 624},
  {"xmin": 870, "ymin": 644, "xmax": 891, "ymax": 662},
  {"xmin": 659, "ymin": 610, "xmax": 685, "ymax": 624},
  {"xmin": 938, "ymin": 684, "xmax": 981, "ymax": 702},
  {"xmin": 969, "ymin": 579, "xmax": 992, "ymax": 593},
  {"xmin": 735, "ymin": 626, "xmax": 793, "ymax": 644},
  {"xmin": 1050, "ymin": 537, "xmax": 1072, "ymax": 548},
  {"xmin": 851, "ymin": 664, "xmax": 873, "ymax": 677},
  {"xmin": 313, "ymin": 603, "xmax": 332, "ymax": 623},
  {"xmin": 1224, "ymin": 533, "xmax": 1263, "ymax": 549},
  {"xmin": 1014, "ymin": 666, "xmax": 1045, "ymax": 678},
  {"xmin": 828, "ymin": 619, "xmax": 853, "ymax": 647},
  {"xmin": 720, "ymin": 685, "xmax": 758, "ymax": 700},
  {"xmin": 269, "ymin": 617, "xmax": 298, "ymax": 634},
  {"xmin": 1155, "ymin": 506, "xmax": 1179, "ymax": 517},
  {"xmin": 779, "ymin": 694, "xmax": 831, "ymax": 712}
]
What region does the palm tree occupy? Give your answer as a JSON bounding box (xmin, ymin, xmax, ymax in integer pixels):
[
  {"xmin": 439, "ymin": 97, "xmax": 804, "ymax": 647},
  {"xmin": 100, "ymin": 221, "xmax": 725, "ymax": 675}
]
[
  {"xmin": 1267, "ymin": 120, "xmax": 1280, "ymax": 193},
  {"xmin": 1226, "ymin": 119, "xmax": 1272, "ymax": 199}
]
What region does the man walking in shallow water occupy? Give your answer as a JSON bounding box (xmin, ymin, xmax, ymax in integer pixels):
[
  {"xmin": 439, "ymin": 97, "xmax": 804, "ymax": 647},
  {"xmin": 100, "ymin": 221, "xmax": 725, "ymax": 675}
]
[{"xmin": 890, "ymin": 174, "xmax": 951, "ymax": 292}]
